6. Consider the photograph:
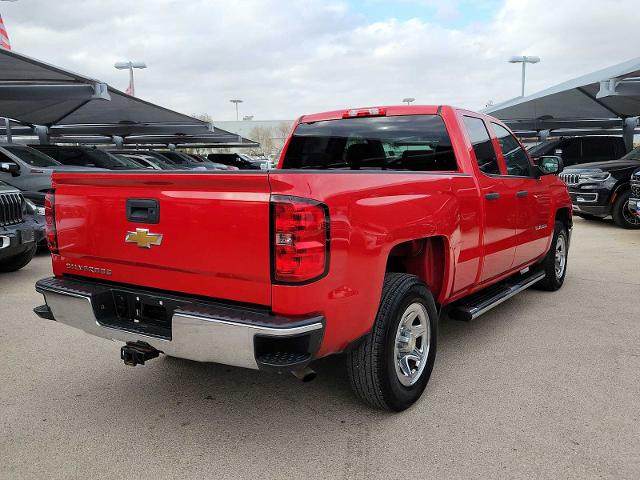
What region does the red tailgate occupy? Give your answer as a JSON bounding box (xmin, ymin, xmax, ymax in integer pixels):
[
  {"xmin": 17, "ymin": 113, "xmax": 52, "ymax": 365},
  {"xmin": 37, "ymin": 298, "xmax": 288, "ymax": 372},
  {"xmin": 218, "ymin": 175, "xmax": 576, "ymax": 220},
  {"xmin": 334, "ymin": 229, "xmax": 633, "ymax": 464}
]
[{"xmin": 51, "ymin": 172, "xmax": 272, "ymax": 306}]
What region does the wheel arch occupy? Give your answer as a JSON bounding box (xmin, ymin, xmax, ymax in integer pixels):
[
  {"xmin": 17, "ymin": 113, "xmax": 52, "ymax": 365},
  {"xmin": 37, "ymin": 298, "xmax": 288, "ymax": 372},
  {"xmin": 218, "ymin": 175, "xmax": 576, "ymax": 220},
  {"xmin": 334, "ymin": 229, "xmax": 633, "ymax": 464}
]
[{"xmin": 385, "ymin": 236, "xmax": 450, "ymax": 305}]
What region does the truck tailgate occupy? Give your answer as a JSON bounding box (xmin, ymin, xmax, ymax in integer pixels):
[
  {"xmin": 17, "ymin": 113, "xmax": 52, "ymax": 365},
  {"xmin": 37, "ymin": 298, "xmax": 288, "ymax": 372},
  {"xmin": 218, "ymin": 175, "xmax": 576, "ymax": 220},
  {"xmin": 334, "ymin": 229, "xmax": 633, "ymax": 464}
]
[{"xmin": 51, "ymin": 172, "xmax": 272, "ymax": 306}]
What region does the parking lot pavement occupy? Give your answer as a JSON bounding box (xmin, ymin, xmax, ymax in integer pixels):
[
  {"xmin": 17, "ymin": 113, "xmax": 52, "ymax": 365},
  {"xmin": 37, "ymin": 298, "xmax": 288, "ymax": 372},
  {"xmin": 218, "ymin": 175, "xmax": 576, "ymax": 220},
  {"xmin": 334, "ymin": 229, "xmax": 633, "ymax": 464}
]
[{"xmin": 1, "ymin": 218, "xmax": 639, "ymax": 480}]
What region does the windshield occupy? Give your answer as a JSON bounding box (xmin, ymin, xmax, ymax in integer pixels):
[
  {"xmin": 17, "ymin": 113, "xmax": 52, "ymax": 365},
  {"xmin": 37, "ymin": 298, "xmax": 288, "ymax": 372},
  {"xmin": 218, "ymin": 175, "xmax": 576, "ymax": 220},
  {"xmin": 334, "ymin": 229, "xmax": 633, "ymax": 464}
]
[
  {"xmin": 526, "ymin": 140, "xmax": 561, "ymax": 156},
  {"xmin": 4, "ymin": 146, "xmax": 61, "ymax": 167},
  {"xmin": 114, "ymin": 154, "xmax": 145, "ymax": 168},
  {"xmin": 82, "ymin": 149, "xmax": 132, "ymax": 168},
  {"xmin": 620, "ymin": 146, "xmax": 640, "ymax": 161},
  {"xmin": 282, "ymin": 114, "xmax": 457, "ymax": 171},
  {"xmin": 160, "ymin": 152, "xmax": 194, "ymax": 165}
]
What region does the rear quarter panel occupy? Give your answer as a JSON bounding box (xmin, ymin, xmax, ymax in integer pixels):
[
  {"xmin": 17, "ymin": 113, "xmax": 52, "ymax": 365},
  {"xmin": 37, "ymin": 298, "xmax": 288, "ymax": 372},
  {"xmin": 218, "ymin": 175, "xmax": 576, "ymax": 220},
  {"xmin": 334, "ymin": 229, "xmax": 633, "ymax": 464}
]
[{"xmin": 269, "ymin": 172, "xmax": 481, "ymax": 356}]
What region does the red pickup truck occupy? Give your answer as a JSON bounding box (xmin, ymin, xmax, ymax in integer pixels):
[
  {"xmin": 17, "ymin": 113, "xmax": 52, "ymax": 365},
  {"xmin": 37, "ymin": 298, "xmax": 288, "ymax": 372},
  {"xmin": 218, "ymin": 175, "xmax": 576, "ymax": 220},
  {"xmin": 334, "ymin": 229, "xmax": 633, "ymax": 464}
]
[{"xmin": 34, "ymin": 105, "xmax": 572, "ymax": 411}]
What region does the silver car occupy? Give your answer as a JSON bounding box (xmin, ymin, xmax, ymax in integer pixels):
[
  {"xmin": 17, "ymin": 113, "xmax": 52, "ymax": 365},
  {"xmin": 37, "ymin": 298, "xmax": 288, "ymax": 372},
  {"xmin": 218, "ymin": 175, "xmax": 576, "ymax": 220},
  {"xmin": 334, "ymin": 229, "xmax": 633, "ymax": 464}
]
[{"xmin": 0, "ymin": 144, "xmax": 99, "ymax": 192}]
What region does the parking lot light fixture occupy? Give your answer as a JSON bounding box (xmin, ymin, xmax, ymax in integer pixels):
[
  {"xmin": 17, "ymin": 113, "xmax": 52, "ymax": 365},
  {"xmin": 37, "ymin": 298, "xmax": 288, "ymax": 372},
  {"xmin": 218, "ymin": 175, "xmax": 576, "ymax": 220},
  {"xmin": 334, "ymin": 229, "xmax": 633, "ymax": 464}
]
[
  {"xmin": 508, "ymin": 55, "xmax": 540, "ymax": 97},
  {"xmin": 230, "ymin": 99, "xmax": 243, "ymax": 121},
  {"xmin": 114, "ymin": 61, "xmax": 147, "ymax": 97}
]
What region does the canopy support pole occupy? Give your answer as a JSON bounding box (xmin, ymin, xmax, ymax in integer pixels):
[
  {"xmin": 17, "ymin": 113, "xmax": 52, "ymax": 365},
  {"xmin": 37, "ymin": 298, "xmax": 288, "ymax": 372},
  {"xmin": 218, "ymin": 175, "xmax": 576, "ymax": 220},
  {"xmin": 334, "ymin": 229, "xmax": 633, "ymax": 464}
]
[
  {"xmin": 34, "ymin": 125, "xmax": 50, "ymax": 145},
  {"xmin": 3, "ymin": 117, "xmax": 11, "ymax": 143},
  {"xmin": 623, "ymin": 117, "xmax": 638, "ymax": 153}
]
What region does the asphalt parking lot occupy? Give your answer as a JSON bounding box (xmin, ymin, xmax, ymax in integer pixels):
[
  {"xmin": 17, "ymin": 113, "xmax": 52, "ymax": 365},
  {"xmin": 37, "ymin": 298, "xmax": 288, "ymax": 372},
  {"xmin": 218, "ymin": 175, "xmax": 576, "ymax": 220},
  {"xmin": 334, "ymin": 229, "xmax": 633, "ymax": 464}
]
[{"xmin": 1, "ymin": 217, "xmax": 639, "ymax": 479}]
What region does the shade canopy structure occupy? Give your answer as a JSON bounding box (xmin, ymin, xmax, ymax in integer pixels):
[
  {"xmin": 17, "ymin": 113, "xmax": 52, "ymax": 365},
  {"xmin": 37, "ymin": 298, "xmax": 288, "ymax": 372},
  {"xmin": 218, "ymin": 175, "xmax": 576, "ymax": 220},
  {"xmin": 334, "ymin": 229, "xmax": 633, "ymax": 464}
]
[
  {"xmin": 0, "ymin": 48, "xmax": 220, "ymax": 139},
  {"xmin": 484, "ymin": 57, "xmax": 640, "ymax": 148}
]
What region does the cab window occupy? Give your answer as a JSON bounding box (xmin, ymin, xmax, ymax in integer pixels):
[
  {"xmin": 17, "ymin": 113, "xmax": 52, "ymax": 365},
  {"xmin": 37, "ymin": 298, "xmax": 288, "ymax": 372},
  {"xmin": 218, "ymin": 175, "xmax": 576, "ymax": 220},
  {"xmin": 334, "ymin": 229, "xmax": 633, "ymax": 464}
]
[
  {"xmin": 491, "ymin": 123, "xmax": 533, "ymax": 177},
  {"xmin": 462, "ymin": 116, "xmax": 500, "ymax": 175}
]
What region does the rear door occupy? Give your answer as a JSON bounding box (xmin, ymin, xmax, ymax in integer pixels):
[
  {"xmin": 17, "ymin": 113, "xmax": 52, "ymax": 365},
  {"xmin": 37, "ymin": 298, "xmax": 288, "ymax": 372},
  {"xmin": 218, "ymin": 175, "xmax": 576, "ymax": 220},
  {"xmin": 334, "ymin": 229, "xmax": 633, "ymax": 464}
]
[
  {"xmin": 490, "ymin": 122, "xmax": 552, "ymax": 267},
  {"xmin": 52, "ymin": 172, "xmax": 273, "ymax": 305},
  {"xmin": 461, "ymin": 115, "xmax": 518, "ymax": 283}
]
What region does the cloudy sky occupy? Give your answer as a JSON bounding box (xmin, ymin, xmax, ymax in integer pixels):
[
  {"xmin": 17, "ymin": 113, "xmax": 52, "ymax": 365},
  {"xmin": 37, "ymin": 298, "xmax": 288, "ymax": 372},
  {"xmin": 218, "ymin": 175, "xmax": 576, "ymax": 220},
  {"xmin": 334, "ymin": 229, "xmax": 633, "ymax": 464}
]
[{"xmin": 2, "ymin": 0, "xmax": 638, "ymax": 121}]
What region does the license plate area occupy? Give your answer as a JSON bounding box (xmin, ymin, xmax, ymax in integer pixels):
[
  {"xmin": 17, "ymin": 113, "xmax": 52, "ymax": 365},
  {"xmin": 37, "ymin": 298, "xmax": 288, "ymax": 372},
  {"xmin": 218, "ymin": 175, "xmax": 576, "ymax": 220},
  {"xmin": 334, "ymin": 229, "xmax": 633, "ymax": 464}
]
[{"xmin": 92, "ymin": 289, "xmax": 178, "ymax": 339}]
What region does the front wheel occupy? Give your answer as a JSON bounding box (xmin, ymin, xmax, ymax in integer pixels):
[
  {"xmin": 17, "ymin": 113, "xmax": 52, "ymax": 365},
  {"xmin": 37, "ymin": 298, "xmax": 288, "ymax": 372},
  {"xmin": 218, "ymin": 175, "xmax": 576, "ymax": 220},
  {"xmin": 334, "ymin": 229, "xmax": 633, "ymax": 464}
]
[
  {"xmin": 0, "ymin": 244, "xmax": 37, "ymax": 273},
  {"xmin": 534, "ymin": 221, "xmax": 568, "ymax": 291},
  {"xmin": 346, "ymin": 273, "xmax": 438, "ymax": 411},
  {"xmin": 612, "ymin": 191, "xmax": 640, "ymax": 229}
]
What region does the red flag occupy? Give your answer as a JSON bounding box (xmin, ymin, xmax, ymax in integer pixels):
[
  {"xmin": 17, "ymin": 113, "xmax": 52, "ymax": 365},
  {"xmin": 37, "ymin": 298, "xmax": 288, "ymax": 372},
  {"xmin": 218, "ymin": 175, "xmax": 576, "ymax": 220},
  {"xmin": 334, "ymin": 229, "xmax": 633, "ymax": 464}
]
[{"xmin": 0, "ymin": 14, "xmax": 11, "ymax": 50}]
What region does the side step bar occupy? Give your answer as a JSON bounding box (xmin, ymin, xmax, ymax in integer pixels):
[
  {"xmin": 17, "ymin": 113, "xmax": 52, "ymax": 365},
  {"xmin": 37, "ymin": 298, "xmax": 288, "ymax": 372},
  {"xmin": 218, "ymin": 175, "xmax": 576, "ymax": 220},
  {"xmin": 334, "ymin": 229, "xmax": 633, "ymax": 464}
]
[{"xmin": 448, "ymin": 269, "xmax": 546, "ymax": 321}]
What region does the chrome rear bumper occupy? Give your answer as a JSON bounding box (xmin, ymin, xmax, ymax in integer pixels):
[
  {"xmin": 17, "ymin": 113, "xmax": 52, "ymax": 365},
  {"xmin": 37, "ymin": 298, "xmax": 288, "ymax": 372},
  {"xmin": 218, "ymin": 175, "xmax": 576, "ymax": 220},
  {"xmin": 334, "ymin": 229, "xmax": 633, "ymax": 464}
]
[{"xmin": 35, "ymin": 276, "xmax": 323, "ymax": 370}]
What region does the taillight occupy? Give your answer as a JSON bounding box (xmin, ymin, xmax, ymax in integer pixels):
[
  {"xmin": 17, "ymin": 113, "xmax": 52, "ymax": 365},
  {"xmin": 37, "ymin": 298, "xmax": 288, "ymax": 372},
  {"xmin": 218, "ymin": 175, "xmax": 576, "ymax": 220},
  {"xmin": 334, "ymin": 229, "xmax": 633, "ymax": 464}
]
[
  {"xmin": 44, "ymin": 189, "xmax": 58, "ymax": 254},
  {"xmin": 271, "ymin": 195, "xmax": 329, "ymax": 283},
  {"xmin": 342, "ymin": 107, "xmax": 387, "ymax": 118}
]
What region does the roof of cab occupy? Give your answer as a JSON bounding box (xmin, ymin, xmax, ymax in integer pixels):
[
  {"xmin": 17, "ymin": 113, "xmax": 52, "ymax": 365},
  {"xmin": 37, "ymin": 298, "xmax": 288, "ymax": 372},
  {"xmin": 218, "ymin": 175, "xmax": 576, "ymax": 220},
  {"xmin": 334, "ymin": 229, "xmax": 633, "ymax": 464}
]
[{"xmin": 299, "ymin": 105, "xmax": 446, "ymax": 123}]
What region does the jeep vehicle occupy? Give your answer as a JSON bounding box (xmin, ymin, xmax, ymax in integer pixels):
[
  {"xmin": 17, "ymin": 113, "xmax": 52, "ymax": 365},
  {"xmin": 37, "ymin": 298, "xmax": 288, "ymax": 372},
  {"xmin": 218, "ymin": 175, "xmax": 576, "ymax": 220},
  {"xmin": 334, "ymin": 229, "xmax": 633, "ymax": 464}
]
[
  {"xmin": 629, "ymin": 168, "xmax": 640, "ymax": 218},
  {"xmin": 34, "ymin": 106, "xmax": 572, "ymax": 411},
  {"xmin": 528, "ymin": 136, "xmax": 626, "ymax": 167},
  {"xmin": 0, "ymin": 181, "xmax": 44, "ymax": 272},
  {"xmin": 559, "ymin": 146, "xmax": 640, "ymax": 228}
]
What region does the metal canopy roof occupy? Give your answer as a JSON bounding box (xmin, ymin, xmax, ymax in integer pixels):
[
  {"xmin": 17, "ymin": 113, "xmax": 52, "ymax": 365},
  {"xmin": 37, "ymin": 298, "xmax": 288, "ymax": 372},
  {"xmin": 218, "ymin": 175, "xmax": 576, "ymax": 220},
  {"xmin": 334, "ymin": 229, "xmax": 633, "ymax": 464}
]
[
  {"xmin": 0, "ymin": 48, "xmax": 210, "ymax": 133},
  {"xmin": 484, "ymin": 57, "xmax": 640, "ymax": 145}
]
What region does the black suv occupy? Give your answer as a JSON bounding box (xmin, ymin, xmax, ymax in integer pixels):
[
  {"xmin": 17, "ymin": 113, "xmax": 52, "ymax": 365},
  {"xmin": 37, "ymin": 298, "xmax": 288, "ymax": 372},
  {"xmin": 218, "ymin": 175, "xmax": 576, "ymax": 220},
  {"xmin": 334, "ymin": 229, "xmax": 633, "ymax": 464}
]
[
  {"xmin": 559, "ymin": 147, "xmax": 640, "ymax": 229},
  {"xmin": 528, "ymin": 136, "xmax": 626, "ymax": 167},
  {"xmin": 0, "ymin": 181, "xmax": 44, "ymax": 272},
  {"xmin": 207, "ymin": 153, "xmax": 261, "ymax": 170}
]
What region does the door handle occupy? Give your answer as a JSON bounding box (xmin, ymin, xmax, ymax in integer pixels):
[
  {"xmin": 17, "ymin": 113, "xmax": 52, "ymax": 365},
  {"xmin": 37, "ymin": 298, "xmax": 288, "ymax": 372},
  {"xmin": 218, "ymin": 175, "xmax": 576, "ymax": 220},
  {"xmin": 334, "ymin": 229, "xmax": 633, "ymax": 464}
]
[
  {"xmin": 126, "ymin": 198, "xmax": 160, "ymax": 224},
  {"xmin": 516, "ymin": 190, "xmax": 529, "ymax": 198},
  {"xmin": 484, "ymin": 192, "xmax": 500, "ymax": 201}
]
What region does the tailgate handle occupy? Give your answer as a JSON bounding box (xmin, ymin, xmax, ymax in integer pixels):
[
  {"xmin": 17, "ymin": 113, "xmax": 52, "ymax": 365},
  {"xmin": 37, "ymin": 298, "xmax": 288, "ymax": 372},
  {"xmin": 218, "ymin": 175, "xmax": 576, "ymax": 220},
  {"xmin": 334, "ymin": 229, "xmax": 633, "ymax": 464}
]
[{"xmin": 126, "ymin": 199, "xmax": 160, "ymax": 224}]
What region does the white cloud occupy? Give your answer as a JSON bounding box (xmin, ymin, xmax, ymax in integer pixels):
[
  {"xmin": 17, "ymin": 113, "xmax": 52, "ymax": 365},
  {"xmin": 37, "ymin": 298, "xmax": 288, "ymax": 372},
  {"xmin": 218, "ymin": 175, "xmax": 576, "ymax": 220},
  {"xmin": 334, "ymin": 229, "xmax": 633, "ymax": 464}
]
[{"xmin": 1, "ymin": 0, "xmax": 639, "ymax": 120}]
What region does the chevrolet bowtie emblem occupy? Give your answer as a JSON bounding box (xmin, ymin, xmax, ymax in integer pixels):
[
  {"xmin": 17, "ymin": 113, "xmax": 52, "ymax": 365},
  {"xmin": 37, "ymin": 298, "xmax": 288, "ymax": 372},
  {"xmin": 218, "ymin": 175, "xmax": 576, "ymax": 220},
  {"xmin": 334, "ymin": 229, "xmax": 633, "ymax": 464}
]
[{"xmin": 125, "ymin": 228, "xmax": 163, "ymax": 248}]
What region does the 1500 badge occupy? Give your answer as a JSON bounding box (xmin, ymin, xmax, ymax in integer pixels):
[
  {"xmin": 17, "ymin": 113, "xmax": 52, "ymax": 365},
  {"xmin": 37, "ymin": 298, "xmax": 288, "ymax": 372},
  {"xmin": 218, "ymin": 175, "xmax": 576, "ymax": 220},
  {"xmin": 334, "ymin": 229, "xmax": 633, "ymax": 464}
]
[{"xmin": 66, "ymin": 263, "xmax": 112, "ymax": 276}]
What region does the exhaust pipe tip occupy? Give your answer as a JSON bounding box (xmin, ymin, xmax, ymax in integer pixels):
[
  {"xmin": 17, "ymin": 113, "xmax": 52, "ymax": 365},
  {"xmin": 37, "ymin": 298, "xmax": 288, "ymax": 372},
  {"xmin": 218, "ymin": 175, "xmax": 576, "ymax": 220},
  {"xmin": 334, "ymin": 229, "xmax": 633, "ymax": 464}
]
[{"xmin": 292, "ymin": 366, "xmax": 317, "ymax": 382}]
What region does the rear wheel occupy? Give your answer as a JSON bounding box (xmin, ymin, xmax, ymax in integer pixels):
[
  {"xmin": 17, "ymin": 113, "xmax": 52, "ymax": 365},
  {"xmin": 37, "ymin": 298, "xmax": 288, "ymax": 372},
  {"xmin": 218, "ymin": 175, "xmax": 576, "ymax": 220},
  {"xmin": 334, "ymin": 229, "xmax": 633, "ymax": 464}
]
[
  {"xmin": 612, "ymin": 191, "xmax": 640, "ymax": 229},
  {"xmin": 534, "ymin": 221, "xmax": 568, "ymax": 291},
  {"xmin": 0, "ymin": 243, "xmax": 37, "ymax": 273},
  {"xmin": 346, "ymin": 273, "xmax": 438, "ymax": 411}
]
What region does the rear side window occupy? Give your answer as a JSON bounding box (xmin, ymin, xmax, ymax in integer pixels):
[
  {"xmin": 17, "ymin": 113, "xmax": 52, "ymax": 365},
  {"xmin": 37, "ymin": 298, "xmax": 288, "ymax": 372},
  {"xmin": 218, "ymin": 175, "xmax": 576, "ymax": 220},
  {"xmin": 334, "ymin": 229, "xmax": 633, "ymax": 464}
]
[
  {"xmin": 462, "ymin": 116, "xmax": 500, "ymax": 175},
  {"xmin": 282, "ymin": 115, "xmax": 458, "ymax": 171},
  {"xmin": 559, "ymin": 139, "xmax": 580, "ymax": 166},
  {"xmin": 581, "ymin": 137, "xmax": 618, "ymax": 162},
  {"xmin": 491, "ymin": 123, "xmax": 533, "ymax": 177}
]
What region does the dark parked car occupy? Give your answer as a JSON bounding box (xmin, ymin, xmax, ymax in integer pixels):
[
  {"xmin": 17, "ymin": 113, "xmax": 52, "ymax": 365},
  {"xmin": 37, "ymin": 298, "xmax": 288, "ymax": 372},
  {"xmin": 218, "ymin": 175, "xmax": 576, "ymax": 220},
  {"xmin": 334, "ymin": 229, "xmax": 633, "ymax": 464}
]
[
  {"xmin": 528, "ymin": 136, "xmax": 626, "ymax": 167},
  {"xmin": 0, "ymin": 181, "xmax": 44, "ymax": 272},
  {"xmin": 30, "ymin": 145, "xmax": 136, "ymax": 170},
  {"xmin": 559, "ymin": 146, "xmax": 640, "ymax": 228},
  {"xmin": 207, "ymin": 153, "xmax": 261, "ymax": 170},
  {"xmin": 629, "ymin": 168, "xmax": 640, "ymax": 218}
]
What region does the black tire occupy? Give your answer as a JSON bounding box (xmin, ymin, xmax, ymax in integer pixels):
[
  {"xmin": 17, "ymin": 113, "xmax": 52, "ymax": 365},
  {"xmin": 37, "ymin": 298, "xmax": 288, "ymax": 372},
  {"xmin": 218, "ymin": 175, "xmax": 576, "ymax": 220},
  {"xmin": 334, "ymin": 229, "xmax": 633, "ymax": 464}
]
[
  {"xmin": 611, "ymin": 190, "xmax": 640, "ymax": 229},
  {"xmin": 534, "ymin": 221, "xmax": 568, "ymax": 291},
  {"xmin": 0, "ymin": 243, "xmax": 37, "ymax": 273},
  {"xmin": 346, "ymin": 273, "xmax": 438, "ymax": 411}
]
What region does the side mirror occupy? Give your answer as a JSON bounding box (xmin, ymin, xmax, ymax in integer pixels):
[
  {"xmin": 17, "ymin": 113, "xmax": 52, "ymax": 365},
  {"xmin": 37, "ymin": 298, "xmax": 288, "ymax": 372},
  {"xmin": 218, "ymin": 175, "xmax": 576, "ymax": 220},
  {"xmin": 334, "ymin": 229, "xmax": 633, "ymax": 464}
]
[
  {"xmin": 538, "ymin": 155, "xmax": 563, "ymax": 175},
  {"xmin": 0, "ymin": 162, "xmax": 20, "ymax": 176}
]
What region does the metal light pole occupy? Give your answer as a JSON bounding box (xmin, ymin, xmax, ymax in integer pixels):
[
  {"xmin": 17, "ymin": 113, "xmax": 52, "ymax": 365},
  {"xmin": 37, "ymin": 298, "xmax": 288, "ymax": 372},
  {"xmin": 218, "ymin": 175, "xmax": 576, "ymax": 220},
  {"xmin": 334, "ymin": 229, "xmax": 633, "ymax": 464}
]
[
  {"xmin": 114, "ymin": 61, "xmax": 147, "ymax": 96},
  {"xmin": 230, "ymin": 99, "xmax": 243, "ymax": 121},
  {"xmin": 402, "ymin": 97, "xmax": 415, "ymax": 105},
  {"xmin": 508, "ymin": 56, "xmax": 540, "ymax": 97}
]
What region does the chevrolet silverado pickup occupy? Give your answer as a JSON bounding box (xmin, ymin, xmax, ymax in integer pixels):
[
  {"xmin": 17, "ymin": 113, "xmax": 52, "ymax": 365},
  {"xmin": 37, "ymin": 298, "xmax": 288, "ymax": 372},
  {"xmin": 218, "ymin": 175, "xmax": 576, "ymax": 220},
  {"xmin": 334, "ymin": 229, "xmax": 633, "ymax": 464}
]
[{"xmin": 34, "ymin": 106, "xmax": 572, "ymax": 411}]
